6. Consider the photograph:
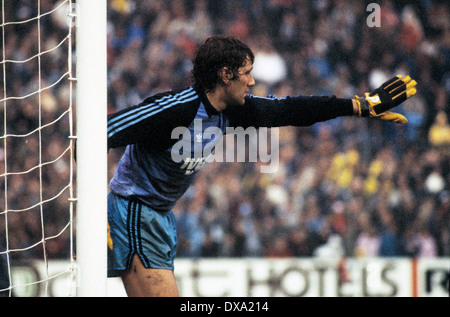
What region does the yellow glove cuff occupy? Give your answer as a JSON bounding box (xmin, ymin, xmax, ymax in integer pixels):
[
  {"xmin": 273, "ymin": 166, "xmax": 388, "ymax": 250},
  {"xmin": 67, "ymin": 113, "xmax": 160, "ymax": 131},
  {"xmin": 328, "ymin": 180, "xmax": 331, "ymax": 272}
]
[{"xmin": 354, "ymin": 94, "xmax": 408, "ymax": 124}]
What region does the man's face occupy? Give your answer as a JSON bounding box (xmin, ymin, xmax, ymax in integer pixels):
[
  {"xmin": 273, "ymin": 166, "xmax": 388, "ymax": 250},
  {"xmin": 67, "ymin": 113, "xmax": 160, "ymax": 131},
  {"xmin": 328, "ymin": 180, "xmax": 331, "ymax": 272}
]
[{"xmin": 225, "ymin": 57, "xmax": 255, "ymax": 106}]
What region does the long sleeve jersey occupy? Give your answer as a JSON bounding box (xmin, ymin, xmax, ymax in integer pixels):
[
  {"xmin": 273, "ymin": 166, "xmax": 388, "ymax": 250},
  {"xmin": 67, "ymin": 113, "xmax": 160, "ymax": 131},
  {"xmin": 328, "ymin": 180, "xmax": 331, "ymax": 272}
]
[{"xmin": 107, "ymin": 85, "xmax": 354, "ymax": 211}]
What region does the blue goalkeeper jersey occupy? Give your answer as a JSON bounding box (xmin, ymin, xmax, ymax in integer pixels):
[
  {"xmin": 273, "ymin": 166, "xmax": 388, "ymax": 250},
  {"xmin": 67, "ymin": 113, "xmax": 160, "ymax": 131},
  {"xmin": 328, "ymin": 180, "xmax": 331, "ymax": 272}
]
[
  {"xmin": 109, "ymin": 87, "xmax": 229, "ymax": 210},
  {"xmin": 107, "ymin": 85, "xmax": 353, "ymax": 211}
]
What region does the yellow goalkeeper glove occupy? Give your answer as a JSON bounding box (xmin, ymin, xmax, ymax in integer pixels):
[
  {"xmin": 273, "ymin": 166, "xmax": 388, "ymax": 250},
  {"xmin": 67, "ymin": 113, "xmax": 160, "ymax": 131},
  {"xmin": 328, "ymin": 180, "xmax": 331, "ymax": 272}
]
[{"xmin": 354, "ymin": 75, "xmax": 417, "ymax": 124}]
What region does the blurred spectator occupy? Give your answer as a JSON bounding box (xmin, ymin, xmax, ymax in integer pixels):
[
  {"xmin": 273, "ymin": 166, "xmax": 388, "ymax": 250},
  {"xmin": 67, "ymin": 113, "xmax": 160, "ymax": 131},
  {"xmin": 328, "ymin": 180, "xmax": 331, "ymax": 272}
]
[
  {"xmin": 252, "ymin": 35, "xmax": 288, "ymax": 90},
  {"xmin": 287, "ymin": 226, "xmax": 315, "ymax": 257},
  {"xmin": 265, "ymin": 234, "xmax": 294, "ymax": 258},
  {"xmin": 405, "ymin": 225, "xmax": 438, "ymax": 257},
  {"xmin": 354, "ymin": 213, "xmax": 381, "ymax": 257},
  {"xmin": 428, "ymin": 111, "xmax": 450, "ymax": 147}
]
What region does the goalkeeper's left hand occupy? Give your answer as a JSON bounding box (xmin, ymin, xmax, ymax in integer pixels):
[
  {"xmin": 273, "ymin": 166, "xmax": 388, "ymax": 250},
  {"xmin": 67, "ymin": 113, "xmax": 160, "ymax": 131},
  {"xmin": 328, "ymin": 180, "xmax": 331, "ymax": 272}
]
[{"xmin": 354, "ymin": 75, "xmax": 417, "ymax": 124}]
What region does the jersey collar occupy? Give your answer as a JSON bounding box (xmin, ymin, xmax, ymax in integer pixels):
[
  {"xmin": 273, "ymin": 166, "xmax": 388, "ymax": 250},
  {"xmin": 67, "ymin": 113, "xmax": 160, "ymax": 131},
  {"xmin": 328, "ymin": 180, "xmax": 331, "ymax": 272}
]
[{"xmin": 193, "ymin": 84, "xmax": 220, "ymax": 117}]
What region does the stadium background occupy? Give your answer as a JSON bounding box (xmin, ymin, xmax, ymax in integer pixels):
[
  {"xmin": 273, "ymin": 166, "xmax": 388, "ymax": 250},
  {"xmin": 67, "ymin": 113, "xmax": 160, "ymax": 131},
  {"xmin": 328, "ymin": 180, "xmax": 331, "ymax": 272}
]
[
  {"xmin": 0, "ymin": 0, "xmax": 449, "ymax": 296},
  {"xmin": 107, "ymin": 0, "xmax": 449, "ymax": 260}
]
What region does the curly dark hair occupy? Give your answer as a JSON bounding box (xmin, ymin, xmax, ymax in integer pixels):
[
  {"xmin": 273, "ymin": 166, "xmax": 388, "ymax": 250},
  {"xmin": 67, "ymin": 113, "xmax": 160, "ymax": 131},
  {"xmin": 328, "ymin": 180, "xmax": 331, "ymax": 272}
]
[{"xmin": 192, "ymin": 36, "xmax": 254, "ymax": 92}]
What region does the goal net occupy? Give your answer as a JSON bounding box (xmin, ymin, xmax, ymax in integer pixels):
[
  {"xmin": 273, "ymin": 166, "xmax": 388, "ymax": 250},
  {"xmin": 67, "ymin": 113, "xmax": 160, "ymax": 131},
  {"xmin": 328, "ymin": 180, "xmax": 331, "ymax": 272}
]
[{"xmin": 0, "ymin": 0, "xmax": 76, "ymax": 297}]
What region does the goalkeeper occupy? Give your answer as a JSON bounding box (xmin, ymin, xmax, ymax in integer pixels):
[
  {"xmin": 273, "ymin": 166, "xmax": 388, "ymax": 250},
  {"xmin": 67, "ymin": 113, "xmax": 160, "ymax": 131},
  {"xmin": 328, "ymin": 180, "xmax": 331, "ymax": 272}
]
[{"xmin": 106, "ymin": 36, "xmax": 417, "ymax": 297}]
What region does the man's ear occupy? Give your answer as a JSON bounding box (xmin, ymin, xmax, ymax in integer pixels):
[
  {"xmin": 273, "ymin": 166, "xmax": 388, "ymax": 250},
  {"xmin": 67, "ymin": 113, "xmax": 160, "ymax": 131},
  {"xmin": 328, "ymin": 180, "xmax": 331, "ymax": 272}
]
[{"xmin": 218, "ymin": 67, "xmax": 233, "ymax": 85}]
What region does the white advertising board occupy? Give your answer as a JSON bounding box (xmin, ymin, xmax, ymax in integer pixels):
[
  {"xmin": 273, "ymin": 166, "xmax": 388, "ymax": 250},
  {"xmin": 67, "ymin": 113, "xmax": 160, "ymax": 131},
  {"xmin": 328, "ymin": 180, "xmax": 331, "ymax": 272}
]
[{"xmin": 9, "ymin": 257, "xmax": 449, "ymax": 297}]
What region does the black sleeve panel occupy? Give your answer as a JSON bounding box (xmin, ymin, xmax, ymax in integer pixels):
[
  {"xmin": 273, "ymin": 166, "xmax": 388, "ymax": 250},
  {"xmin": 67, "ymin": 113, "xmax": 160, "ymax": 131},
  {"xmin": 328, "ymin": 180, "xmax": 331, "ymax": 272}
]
[
  {"xmin": 107, "ymin": 89, "xmax": 200, "ymax": 151},
  {"xmin": 226, "ymin": 95, "xmax": 354, "ymax": 129}
]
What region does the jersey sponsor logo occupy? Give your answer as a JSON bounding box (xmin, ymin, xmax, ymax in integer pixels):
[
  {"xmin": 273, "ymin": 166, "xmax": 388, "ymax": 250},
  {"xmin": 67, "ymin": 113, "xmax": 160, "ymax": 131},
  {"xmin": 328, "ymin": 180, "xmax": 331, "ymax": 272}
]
[
  {"xmin": 171, "ymin": 119, "xmax": 280, "ymax": 174},
  {"xmin": 179, "ymin": 156, "xmax": 210, "ymax": 175}
]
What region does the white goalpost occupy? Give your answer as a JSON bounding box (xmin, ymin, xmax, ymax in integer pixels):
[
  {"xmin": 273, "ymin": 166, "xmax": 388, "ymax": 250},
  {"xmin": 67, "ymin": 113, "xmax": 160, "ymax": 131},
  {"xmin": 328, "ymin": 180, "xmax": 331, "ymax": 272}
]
[
  {"xmin": 75, "ymin": 0, "xmax": 108, "ymax": 297},
  {"xmin": 0, "ymin": 0, "xmax": 108, "ymax": 297}
]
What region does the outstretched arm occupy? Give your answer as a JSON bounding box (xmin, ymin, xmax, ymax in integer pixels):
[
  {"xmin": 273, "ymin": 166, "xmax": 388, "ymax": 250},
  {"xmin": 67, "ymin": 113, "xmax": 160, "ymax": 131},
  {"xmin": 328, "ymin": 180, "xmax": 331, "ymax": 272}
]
[{"xmin": 227, "ymin": 75, "xmax": 417, "ymax": 129}]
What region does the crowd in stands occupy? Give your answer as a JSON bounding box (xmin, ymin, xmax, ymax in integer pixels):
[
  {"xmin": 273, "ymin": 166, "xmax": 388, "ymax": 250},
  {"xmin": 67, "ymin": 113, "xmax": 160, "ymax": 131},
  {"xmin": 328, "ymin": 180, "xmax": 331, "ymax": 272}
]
[
  {"xmin": 1, "ymin": 0, "xmax": 449, "ymax": 263},
  {"xmin": 107, "ymin": 0, "xmax": 449, "ymax": 259},
  {"xmin": 0, "ymin": 0, "xmax": 74, "ymax": 261}
]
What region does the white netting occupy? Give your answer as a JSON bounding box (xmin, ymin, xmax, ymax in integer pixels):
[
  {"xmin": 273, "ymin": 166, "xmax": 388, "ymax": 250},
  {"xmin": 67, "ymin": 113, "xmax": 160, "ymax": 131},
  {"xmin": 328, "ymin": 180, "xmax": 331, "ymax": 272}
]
[{"xmin": 0, "ymin": 0, "xmax": 75, "ymax": 297}]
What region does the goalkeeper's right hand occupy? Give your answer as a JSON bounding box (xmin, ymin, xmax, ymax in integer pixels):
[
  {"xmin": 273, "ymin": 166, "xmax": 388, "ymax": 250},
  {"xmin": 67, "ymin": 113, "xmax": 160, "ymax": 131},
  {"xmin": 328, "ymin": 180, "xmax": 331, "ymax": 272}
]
[{"xmin": 354, "ymin": 75, "xmax": 417, "ymax": 124}]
